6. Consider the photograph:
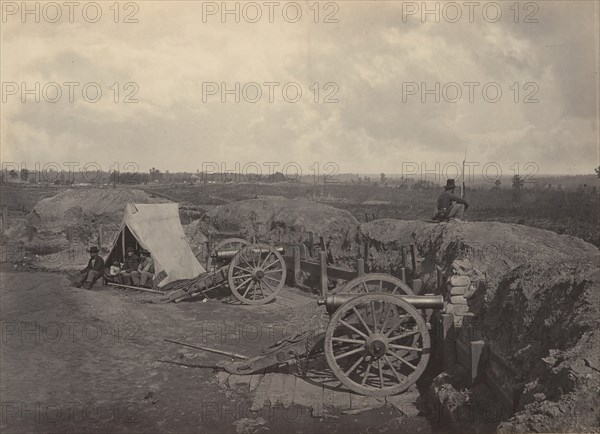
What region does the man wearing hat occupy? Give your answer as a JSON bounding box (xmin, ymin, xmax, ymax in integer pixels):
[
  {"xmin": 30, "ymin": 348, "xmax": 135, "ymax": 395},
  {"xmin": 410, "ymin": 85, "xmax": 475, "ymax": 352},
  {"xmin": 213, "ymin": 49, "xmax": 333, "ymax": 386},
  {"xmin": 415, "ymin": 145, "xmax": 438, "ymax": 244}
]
[
  {"xmin": 434, "ymin": 179, "xmax": 470, "ymax": 221},
  {"xmin": 131, "ymin": 250, "xmax": 155, "ymax": 288},
  {"xmin": 120, "ymin": 246, "xmax": 140, "ymax": 285},
  {"xmin": 75, "ymin": 246, "xmax": 105, "ymax": 289}
]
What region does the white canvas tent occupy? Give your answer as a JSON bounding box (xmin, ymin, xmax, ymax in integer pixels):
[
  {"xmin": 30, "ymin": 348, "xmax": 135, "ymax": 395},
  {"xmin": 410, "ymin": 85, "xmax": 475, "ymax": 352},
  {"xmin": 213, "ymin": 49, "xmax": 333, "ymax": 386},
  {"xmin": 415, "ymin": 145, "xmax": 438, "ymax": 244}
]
[{"xmin": 106, "ymin": 203, "xmax": 205, "ymax": 288}]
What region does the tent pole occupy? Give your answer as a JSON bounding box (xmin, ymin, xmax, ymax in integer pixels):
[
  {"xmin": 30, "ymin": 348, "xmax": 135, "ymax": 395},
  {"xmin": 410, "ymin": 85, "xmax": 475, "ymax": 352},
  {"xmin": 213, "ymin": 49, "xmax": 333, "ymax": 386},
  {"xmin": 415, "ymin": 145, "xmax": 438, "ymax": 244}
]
[{"xmin": 121, "ymin": 228, "xmax": 125, "ymax": 260}]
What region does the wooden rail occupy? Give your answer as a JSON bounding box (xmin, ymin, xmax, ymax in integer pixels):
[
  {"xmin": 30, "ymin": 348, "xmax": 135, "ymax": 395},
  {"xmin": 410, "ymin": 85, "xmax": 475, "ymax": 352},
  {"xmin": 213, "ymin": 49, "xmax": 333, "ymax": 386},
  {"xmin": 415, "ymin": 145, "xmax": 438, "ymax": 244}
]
[{"xmin": 284, "ymin": 246, "xmax": 365, "ymax": 296}]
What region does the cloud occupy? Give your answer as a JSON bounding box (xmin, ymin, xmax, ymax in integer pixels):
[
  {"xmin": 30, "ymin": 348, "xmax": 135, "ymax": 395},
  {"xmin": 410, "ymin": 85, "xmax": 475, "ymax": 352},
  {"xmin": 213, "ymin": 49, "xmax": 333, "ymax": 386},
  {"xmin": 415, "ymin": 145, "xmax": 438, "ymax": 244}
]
[{"xmin": 1, "ymin": 1, "xmax": 597, "ymax": 175}]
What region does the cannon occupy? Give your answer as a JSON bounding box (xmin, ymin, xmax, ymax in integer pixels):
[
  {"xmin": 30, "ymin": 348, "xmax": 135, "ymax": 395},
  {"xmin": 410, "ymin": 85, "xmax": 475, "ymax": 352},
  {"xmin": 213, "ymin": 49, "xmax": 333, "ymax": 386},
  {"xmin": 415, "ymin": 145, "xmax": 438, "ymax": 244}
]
[
  {"xmin": 163, "ymin": 238, "xmax": 287, "ymax": 304},
  {"xmin": 191, "ymin": 273, "xmax": 444, "ymax": 396}
]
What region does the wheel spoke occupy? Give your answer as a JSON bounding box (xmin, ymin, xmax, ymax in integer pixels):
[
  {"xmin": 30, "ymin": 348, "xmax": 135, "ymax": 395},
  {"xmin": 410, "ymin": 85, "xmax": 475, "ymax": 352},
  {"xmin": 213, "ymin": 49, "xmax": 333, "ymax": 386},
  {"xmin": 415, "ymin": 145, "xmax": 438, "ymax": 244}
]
[
  {"xmin": 386, "ymin": 350, "xmax": 417, "ymax": 370},
  {"xmin": 334, "ymin": 346, "xmax": 364, "ymax": 361},
  {"xmin": 241, "ymin": 256, "xmax": 254, "ymax": 270},
  {"xmin": 370, "ymin": 301, "xmax": 378, "ymax": 334},
  {"xmin": 234, "ymin": 265, "xmax": 251, "ymax": 273},
  {"xmin": 389, "ymin": 343, "xmax": 423, "ymax": 352},
  {"xmin": 263, "ymin": 275, "xmax": 282, "ymax": 284},
  {"xmin": 338, "ymin": 319, "xmax": 368, "ymax": 339},
  {"xmin": 382, "ymin": 355, "xmax": 406, "ymax": 383},
  {"xmin": 331, "ymin": 337, "xmax": 366, "ymax": 345},
  {"xmin": 388, "ymin": 328, "xmax": 421, "ymax": 342},
  {"xmin": 362, "ymin": 282, "xmax": 369, "ymax": 293},
  {"xmin": 379, "ymin": 280, "xmax": 383, "ymax": 292},
  {"xmin": 263, "ymin": 260, "xmax": 281, "ymax": 271},
  {"xmin": 361, "ymin": 361, "xmax": 373, "ymax": 385},
  {"xmin": 261, "ymin": 278, "xmax": 276, "ymax": 293},
  {"xmin": 260, "ymin": 251, "xmax": 272, "ymax": 268},
  {"xmin": 384, "ymin": 313, "xmax": 410, "ymax": 337},
  {"xmin": 234, "ymin": 276, "xmax": 253, "ymax": 290},
  {"xmin": 232, "ymin": 273, "xmax": 252, "ymax": 279},
  {"xmin": 351, "ymin": 307, "xmax": 373, "ymax": 335},
  {"xmin": 242, "ymin": 281, "xmax": 255, "ymax": 299},
  {"xmin": 344, "ymin": 355, "xmax": 365, "ymax": 376},
  {"xmin": 380, "ymin": 303, "xmax": 394, "ymax": 333}
]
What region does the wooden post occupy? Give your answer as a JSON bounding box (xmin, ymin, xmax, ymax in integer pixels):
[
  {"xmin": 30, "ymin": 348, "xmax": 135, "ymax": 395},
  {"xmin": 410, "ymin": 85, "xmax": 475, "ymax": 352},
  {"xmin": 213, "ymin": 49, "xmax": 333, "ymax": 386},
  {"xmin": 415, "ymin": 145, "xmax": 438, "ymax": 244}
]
[
  {"xmin": 371, "ymin": 212, "xmax": 375, "ymax": 221},
  {"xmin": 292, "ymin": 246, "xmax": 301, "ymax": 287},
  {"xmin": 319, "ymin": 251, "xmax": 328, "ymax": 296},
  {"xmin": 441, "ymin": 313, "xmax": 456, "ymax": 370},
  {"xmin": 401, "ymin": 245, "xmax": 407, "ymax": 269},
  {"xmin": 400, "ymin": 267, "xmax": 406, "ymax": 283},
  {"xmin": 410, "ymin": 243, "xmax": 417, "ymax": 271},
  {"xmin": 308, "ymin": 232, "xmax": 314, "ymax": 258},
  {"xmin": 363, "ymin": 240, "xmax": 369, "ymax": 262},
  {"xmin": 1, "ymin": 206, "xmax": 7, "ymax": 236},
  {"xmin": 364, "ymin": 212, "xmax": 369, "ymax": 222},
  {"xmin": 436, "ymin": 267, "xmax": 444, "ymax": 291},
  {"xmin": 470, "ymin": 340, "xmax": 485, "ymax": 385},
  {"xmin": 357, "ymin": 259, "xmax": 365, "ymax": 276},
  {"xmin": 412, "ymin": 278, "xmax": 422, "ymax": 295}
]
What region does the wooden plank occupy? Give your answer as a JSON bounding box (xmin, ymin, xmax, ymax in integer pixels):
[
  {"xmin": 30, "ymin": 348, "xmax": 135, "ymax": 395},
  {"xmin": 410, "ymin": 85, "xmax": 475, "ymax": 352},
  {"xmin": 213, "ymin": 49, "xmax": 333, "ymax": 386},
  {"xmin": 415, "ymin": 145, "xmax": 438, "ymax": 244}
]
[
  {"xmin": 266, "ymin": 373, "xmax": 288, "ymax": 407},
  {"xmin": 251, "ymin": 373, "xmax": 275, "ymax": 411},
  {"xmin": 281, "ymin": 374, "xmax": 296, "ymax": 409},
  {"xmin": 333, "ymin": 389, "xmax": 352, "ymax": 411},
  {"xmin": 249, "ymin": 373, "xmax": 263, "ymax": 391},
  {"xmin": 292, "ymin": 378, "xmax": 323, "ymax": 409},
  {"xmin": 322, "ymin": 386, "xmax": 335, "ymax": 412}
]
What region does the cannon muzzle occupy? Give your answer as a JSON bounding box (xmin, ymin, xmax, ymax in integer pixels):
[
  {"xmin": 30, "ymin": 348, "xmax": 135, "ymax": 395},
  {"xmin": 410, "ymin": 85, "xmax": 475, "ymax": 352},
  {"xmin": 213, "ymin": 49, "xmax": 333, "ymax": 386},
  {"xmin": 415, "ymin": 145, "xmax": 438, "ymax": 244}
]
[{"xmin": 318, "ymin": 293, "xmax": 444, "ymax": 314}]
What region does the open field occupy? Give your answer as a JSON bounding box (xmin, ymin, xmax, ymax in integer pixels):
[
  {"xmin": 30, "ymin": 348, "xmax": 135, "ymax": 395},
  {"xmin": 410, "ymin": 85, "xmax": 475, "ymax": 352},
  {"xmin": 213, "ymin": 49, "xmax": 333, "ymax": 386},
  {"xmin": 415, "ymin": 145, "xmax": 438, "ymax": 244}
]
[{"xmin": 3, "ymin": 182, "xmax": 597, "ymax": 247}]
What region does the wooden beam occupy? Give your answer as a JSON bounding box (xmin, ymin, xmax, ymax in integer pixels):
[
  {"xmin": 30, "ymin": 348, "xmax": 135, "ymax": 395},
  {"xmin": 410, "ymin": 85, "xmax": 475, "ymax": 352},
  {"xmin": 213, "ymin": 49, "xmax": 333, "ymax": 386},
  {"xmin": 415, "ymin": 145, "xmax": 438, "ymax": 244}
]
[
  {"xmin": 357, "ymin": 259, "xmax": 365, "ymax": 276},
  {"xmin": 410, "ymin": 243, "xmax": 417, "ymax": 271},
  {"xmin": 319, "ymin": 251, "xmax": 328, "ymax": 297},
  {"xmin": 107, "ymin": 282, "xmax": 164, "ymax": 294}
]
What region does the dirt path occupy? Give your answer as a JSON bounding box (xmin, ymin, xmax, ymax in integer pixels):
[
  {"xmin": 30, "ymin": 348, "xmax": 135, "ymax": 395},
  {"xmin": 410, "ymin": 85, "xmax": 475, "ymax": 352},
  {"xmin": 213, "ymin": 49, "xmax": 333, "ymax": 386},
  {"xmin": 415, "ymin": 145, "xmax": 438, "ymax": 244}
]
[{"xmin": 0, "ymin": 269, "xmax": 432, "ymax": 433}]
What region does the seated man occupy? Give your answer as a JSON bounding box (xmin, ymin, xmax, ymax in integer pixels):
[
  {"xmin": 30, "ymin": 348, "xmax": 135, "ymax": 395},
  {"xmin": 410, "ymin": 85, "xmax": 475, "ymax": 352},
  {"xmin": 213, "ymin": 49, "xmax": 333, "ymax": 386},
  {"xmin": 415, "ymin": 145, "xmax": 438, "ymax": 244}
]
[
  {"xmin": 433, "ymin": 179, "xmax": 470, "ymax": 221},
  {"xmin": 104, "ymin": 260, "xmax": 123, "ymax": 284},
  {"xmin": 75, "ymin": 246, "xmax": 105, "ymax": 289},
  {"xmin": 120, "ymin": 246, "xmax": 140, "ymax": 285},
  {"xmin": 131, "ymin": 250, "xmax": 155, "ymax": 288}
]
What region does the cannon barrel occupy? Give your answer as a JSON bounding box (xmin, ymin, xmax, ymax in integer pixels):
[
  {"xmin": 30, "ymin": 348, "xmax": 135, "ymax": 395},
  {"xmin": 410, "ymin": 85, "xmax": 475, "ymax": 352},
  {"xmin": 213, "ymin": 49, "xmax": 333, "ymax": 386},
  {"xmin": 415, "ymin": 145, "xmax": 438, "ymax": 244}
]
[
  {"xmin": 214, "ymin": 246, "xmax": 285, "ymax": 260},
  {"xmin": 317, "ymin": 293, "xmax": 444, "ymax": 315}
]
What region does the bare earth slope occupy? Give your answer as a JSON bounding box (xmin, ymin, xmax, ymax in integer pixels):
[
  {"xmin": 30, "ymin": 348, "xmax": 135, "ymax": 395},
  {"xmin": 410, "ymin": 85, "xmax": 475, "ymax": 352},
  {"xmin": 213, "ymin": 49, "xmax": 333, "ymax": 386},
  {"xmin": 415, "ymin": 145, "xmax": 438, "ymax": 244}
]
[{"xmin": 358, "ymin": 219, "xmax": 600, "ymax": 432}]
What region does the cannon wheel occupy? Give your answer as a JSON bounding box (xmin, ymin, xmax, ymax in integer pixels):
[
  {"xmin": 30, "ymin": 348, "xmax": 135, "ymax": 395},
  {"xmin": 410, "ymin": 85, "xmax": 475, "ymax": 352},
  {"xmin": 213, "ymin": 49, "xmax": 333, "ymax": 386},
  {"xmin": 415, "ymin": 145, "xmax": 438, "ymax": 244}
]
[
  {"xmin": 324, "ymin": 293, "xmax": 430, "ymax": 396},
  {"xmin": 228, "ymin": 244, "xmax": 287, "ymax": 305},
  {"xmin": 205, "ymin": 238, "xmax": 250, "ymax": 271},
  {"xmin": 338, "ymin": 273, "xmax": 414, "ymax": 296}
]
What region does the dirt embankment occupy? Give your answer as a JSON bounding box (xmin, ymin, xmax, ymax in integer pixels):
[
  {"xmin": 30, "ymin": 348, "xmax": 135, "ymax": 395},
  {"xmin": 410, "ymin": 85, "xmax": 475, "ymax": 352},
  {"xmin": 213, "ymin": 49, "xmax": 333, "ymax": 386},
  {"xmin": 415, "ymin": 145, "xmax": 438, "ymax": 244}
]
[
  {"xmin": 207, "ymin": 196, "xmax": 359, "ymax": 262},
  {"xmin": 358, "ymin": 219, "xmax": 600, "ymax": 432},
  {"xmin": 2, "ymin": 188, "xmax": 168, "ymax": 270}
]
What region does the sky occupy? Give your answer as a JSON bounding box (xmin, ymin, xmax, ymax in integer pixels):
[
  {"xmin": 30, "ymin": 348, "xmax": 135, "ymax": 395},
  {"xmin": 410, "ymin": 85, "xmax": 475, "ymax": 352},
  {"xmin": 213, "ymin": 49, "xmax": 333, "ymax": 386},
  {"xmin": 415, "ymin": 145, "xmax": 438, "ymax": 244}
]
[{"xmin": 1, "ymin": 0, "xmax": 599, "ymax": 178}]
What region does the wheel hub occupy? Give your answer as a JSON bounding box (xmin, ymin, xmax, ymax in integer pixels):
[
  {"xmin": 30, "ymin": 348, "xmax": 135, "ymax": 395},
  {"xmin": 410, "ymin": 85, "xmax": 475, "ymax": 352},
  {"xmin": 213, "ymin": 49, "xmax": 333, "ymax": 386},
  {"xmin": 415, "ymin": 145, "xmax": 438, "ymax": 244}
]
[
  {"xmin": 365, "ymin": 334, "xmax": 388, "ymax": 359},
  {"xmin": 251, "ymin": 268, "xmax": 265, "ymax": 281}
]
